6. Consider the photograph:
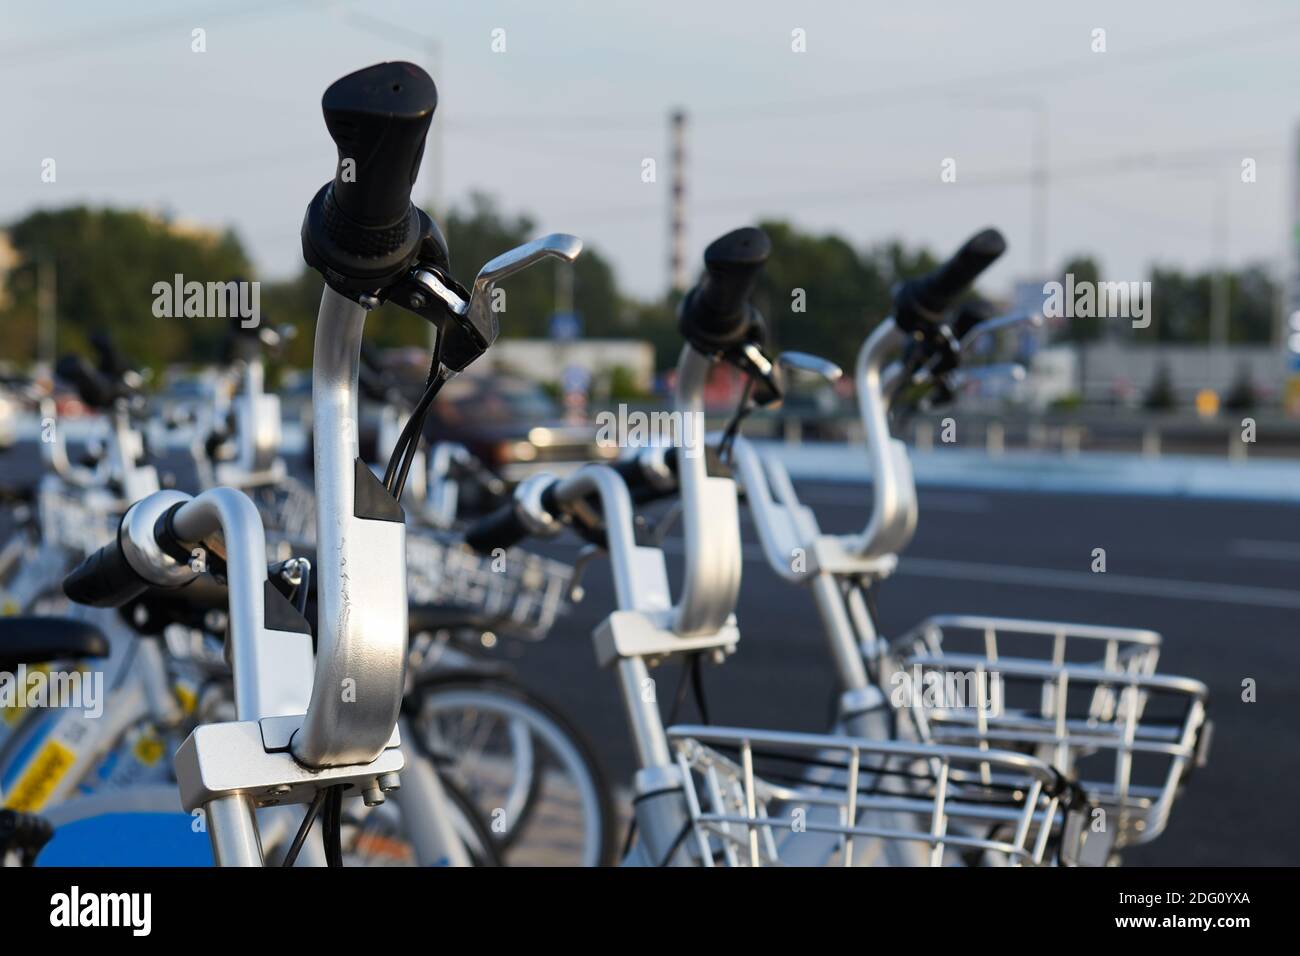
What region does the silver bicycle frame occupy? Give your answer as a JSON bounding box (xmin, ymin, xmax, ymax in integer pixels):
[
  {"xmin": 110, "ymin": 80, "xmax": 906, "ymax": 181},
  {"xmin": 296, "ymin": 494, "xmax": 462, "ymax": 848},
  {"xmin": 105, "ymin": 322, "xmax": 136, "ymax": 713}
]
[
  {"xmin": 167, "ymin": 287, "xmax": 408, "ymax": 864},
  {"xmin": 294, "ymin": 288, "xmax": 407, "ymax": 768},
  {"xmin": 531, "ymin": 344, "xmax": 744, "ymax": 863}
]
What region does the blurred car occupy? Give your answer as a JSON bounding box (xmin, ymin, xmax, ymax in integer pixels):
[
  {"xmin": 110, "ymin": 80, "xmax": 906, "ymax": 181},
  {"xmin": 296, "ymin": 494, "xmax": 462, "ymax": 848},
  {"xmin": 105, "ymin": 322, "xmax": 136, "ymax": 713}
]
[
  {"xmin": 0, "ymin": 385, "xmax": 18, "ymax": 447},
  {"xmin": 416, "ymin": 374, "xmax": 611, "ymax": 480}
]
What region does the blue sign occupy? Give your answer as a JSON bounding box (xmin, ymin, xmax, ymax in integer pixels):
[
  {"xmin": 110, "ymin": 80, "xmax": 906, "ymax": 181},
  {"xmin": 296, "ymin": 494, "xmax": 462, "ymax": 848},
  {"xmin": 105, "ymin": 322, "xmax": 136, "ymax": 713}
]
[
  {"xmin": 561, "ymin": 364, "xmax": 591, "ymax": 394},
  {"xmin": 549, "ymin": 312, "xmax": 581, "ymax": 341}
]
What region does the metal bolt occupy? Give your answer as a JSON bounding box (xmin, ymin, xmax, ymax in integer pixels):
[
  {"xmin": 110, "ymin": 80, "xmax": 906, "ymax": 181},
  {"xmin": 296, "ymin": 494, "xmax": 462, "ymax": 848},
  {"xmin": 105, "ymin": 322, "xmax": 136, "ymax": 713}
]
[
  {"xmin": 409, "ymin": 292, "xmax": 426, "ymax": 310},
  {"xmin": 362, "ymin": 782, "xmax": 385, "ymax": 807},
  {"xmin": 378, "ymin": 772, "xmax": 402, "ymax": 793}
]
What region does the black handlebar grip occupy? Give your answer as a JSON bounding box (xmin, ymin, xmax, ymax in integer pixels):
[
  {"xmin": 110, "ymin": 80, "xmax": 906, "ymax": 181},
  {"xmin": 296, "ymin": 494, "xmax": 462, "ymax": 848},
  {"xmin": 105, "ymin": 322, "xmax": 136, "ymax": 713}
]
[
  {"xmin": 55, "ymin": 355, "xmax": 117, "ymax": 409},
  {"xmin": 611, "ymin": 457, "xmax": 652, "ymax": 493},
  {"xmin": 89, "ymin": 332, "xmax": 130, "ymax": 378},
  {"xmin": 63, "ymin": 528, "xmax": 150, "ymax": 608},
  {"xmin": 463, "ymin": 503, "xmax": 533, "ymax": 555},
  {"xmin": 609, "ymin": 455, "xmax": 674, "ymax": 506},
  {"xmin": 679, "ymin": 227, "xmax": 771, "ymax": 351},
  {"xmin": 896, "ymin": 228, "xmax": 1006, "ymax": 330},
  {"xmin": 302, "ymin": 62, "xmax": 439, "ymax": 293},
  {"xmin": 950, "ymin": 299, "xmax": 996, "ymax": 341},
  {"xmin": 323, "ymin": 61, "xmax": 437, "ymax": 230}
]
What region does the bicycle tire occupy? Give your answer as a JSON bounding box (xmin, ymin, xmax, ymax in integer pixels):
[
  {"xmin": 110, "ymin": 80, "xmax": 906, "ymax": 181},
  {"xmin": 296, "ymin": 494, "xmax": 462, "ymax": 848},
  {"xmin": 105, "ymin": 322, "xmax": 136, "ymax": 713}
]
[{"xmin": 406, "ymin": 672, "xmax": 619, "ymax": 867}]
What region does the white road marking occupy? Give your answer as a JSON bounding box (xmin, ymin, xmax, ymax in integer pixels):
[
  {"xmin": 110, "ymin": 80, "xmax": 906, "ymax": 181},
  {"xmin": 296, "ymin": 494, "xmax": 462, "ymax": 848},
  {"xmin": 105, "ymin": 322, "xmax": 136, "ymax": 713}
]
[
  {"xmin": 651, "ymin": 538, "xmax": 1300, "ymax": 610},
  {"xmin": 895, "ymin": 556, "xmax": 1300, "ymax": 610},
  {"xmin": 790, "ymin": 485, "xmax": 993, "ymax": 513},
  {"xmin": 1229, "ymin": 539, "xmax": 1300, "ymax": 562}
]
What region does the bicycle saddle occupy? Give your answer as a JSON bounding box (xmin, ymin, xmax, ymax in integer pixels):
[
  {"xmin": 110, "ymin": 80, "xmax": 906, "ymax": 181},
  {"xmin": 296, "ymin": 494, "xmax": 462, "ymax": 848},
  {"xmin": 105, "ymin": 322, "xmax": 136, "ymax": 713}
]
[{"xmin": 0, "ymin": 616, "xmax": 110, "ymax": 670}]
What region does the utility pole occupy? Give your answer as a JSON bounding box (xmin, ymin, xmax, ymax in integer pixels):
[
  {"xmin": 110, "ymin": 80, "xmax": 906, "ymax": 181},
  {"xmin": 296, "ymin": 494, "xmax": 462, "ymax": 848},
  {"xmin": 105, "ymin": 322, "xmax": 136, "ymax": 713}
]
[
  {"xmin": 1209, "ymin": 178, "xmax": 1230, "ymax": 392},
  {"xmin": 669, "ymin": 109, "xmax": 688, "ymax": 295}
]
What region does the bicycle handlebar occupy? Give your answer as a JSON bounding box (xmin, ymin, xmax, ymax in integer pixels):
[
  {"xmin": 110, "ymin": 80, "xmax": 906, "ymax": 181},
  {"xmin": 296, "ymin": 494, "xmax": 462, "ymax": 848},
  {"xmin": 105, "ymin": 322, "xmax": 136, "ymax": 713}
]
[
  {"xmin": 302, "ymin": 62, "xmax": 439, "ymax": 293},
  {"xmin": 464, "ymin": 500, "xmax": 536, "ymax": 554},
  {"xmin": 462, "ymin": 444, "xmax": 731, "ymax": 554},
  {"xmin": 894, "ymin": 228, "xmax": 1006, "ymax": 331},
  {"xmin": 949, "ymin": 298, "xmax": 996, "ymax": 341},
  {"xmin": 323, "ymin": 62, "xmax": 436, "ymax": 231},
  {"xmin": 679, "ymin": 227, "xmax": 771, "ymax": 352},
  {"xmin": 55, "ymin": 355, "xmax": 120, "ymax": 409},
  {"xmin": 62, "ymin": 527, "xmax": 152, "ymax": 607}
]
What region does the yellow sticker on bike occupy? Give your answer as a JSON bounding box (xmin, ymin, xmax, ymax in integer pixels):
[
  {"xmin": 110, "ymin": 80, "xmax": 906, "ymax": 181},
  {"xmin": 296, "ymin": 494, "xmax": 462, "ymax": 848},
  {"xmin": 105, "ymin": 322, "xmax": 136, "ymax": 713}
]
[
  {"xmin": 133, "ymin": 732, "xmax": 165, "ymax": 766},
  {"xmin": 1, "ymin": 664, "xmax": 48, "ymax": 727},
  {"xmin": 3, "ymin": 739, "xmax": 75, "ymax": 811}
]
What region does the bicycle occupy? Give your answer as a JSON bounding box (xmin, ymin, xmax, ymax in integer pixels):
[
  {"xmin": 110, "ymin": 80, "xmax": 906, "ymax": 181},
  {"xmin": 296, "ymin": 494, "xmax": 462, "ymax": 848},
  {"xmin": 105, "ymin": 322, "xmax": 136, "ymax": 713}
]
[
  {"xmin": 56, "ymin": 60, "xmax": 582, "ymax": 866},
  {"xmin": 183, "ymin": 305, "xmax": 616, "ymax": 866},
  {"xmin": 718, "ymin": 228, "xmax": 1212, "ymax": 860},
  {"xmin": 458, "ymin": 226, "xmax": 1103, "ymax": 866}
]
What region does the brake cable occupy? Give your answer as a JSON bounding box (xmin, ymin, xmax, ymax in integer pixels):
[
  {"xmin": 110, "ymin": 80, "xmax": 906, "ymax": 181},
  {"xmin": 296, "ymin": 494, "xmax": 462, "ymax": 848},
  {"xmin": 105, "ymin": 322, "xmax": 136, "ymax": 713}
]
[
  {"xmin": 717, "ymin": 378, "xmax": 756, "ymax": 464},
  {"xmin": 383, "ymin": 329, "xmax": 449, "ymax": 502}
]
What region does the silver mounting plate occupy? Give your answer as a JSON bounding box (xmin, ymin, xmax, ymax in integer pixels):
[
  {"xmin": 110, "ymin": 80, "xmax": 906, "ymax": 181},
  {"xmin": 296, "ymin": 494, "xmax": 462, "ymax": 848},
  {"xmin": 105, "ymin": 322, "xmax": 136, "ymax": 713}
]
[
  {"xmin": 174, "ymin": 716, "xmax": 403, "ymax": 813},
  {"xmin": 593, "ymin": 609, "xmax": 739, "ymax": 669},
  {"xmin": 810, "ymin": 535, "xmax": 899, "ymax": 578}
]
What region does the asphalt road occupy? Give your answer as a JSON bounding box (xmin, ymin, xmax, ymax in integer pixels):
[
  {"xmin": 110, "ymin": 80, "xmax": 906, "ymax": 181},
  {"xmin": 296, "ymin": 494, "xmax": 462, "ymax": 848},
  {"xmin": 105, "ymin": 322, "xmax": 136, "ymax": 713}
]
[
  {"xmin": 511, "ymin": 481, "xmax": 1300, "ymax": 867},
  {"xmin": 3, "ymin": 435, "xmax": 1295, "ymax": 865}
]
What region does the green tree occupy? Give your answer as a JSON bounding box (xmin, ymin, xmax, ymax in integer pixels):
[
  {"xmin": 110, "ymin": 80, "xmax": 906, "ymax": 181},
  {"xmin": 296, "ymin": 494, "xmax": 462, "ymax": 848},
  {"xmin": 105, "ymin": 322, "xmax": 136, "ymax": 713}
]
[
  {"xmin": 750, "ymin": 222, "xmax": 945, "ymax": 372},
  {"xmin": 0, "ymin": 206, "xmax": 253, "ymax": 371},
  {"xmin": 1147, "ymin": 263, "xmax": 1276, "ymax": 344}
]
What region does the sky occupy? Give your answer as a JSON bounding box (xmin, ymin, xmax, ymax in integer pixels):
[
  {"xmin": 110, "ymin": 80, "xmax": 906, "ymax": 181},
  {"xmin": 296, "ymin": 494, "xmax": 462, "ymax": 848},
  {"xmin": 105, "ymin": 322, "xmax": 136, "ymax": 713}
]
[{"xmin": 3, "ymin": 0, "xmax": 1298, "ymax": 302}]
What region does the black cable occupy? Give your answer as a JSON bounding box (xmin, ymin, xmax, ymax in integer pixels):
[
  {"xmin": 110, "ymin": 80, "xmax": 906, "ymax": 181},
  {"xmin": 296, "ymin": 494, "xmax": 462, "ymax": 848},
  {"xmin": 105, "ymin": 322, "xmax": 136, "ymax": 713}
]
[
  {"xmin": 655, "ymin": 819, "xmax": 697, "ymax": 867},
  {"xmin": 322, "ymin": 785, "xmax": 344, "ymax": 867},
  {"xmin": 690, "ymin": 653, "xmax": 711, "ymax": 725},
  {"xmin": 383, "ymin": 332, "xmax": 447, "ymax": 500},
  {"xmin": 392, "ymin": 376, "xmax": 446, "ymax": 501},
  {"xmin": 666, "ymin": 654, "xmax": 694, "ymax": 725},
  {"xmin": 717, "ymin": 379, "xmax": 755, "ymax": 463},
  {"xmin": 619, "ymin": 817, "xmax": 638, "ymax": 860},
  {"xmin": 382, "ymin": 346, "xmax": 439, "ymax": 491},
  {"xmin": 281, "ymin": 788, "xmax": 328, "ymax": 868}
]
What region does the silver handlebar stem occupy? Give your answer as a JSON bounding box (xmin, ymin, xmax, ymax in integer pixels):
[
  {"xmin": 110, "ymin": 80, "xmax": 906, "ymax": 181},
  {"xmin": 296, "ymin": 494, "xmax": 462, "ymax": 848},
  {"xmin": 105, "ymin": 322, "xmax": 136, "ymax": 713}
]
[
  {"xmin": 849, "ymin": 318, "xmax": 919, "ymax": 559},
  {"xmin": 728, "ymin": 435, "xmax": 807, "ymax": 583},
  {"xmin": 293, "ymin": 286, "xmax": 408, "ymax": 768},
  {"xmin": 168, "ymin": 488, "xmax": 313, "ymax": 720},
  {"xmin": 670, "ymin": 345, "xmax": 742, "ymax": 635},
  {"xmin": 548, "ymin": 464, "xmax": 673, "ymax": 768}
]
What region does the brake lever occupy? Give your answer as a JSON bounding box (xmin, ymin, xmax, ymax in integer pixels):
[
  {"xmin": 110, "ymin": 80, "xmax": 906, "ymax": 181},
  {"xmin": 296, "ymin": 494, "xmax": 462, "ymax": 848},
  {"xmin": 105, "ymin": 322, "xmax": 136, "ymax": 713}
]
[
  {"xmin": 725, "ymin": 340, "xmax": 784, "ymax": 406},
  {"xmin": 949, "ymin": 362, "xmax": 1027, "ymax": 389},
  {"xmin": 387, "ymin": 233, "xmax": 583, "ymax": 374},
  {"xmin": 958, "ymin": 310, "xmax": 1043, "ymax": 353},
  {"xmin": 566, "ymin": 543, "xmax": 602, "ymax": 603}
]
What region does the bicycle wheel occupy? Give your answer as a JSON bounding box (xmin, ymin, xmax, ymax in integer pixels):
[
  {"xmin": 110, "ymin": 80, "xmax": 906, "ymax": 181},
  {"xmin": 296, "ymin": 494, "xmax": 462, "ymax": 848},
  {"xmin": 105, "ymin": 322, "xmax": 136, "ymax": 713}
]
[
  {"xmin": 407, "ymin": 673, "xmax": 617, "ymax": 867},
  {"xmin": 342, "ymin": 773, "xmax": 502, "ymax": 867}
]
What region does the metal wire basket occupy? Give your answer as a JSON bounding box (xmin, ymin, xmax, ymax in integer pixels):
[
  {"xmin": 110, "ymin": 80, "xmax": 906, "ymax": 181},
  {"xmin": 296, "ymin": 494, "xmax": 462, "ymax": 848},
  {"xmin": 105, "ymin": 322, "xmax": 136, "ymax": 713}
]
[
  {"xmin": 405, "ymin": 529, "xmax": 575, "ymax": 638},
  {"xmin": 253, "ymin": 475, "xmax": 575, "ymax": 638},
  {"xmin": 667, "ymin": 724, "xmax": 1105, "ymax": 867},
  {"xmin": 37, "ymin": 483, "xmax": 119, "ymax": 556},
  {"xmin": 883, "ymin": 614, "xmax": 1210, "ymax": 850},
  {"xmin": 249, "ymin": 474, "xmax": 317, "ymax": 546}
]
